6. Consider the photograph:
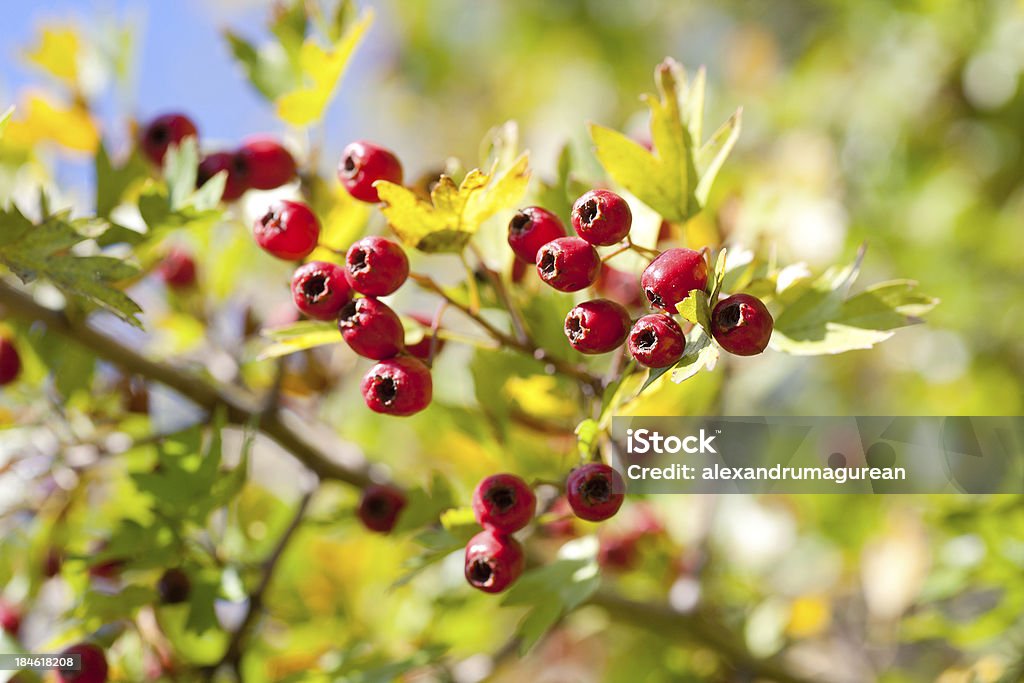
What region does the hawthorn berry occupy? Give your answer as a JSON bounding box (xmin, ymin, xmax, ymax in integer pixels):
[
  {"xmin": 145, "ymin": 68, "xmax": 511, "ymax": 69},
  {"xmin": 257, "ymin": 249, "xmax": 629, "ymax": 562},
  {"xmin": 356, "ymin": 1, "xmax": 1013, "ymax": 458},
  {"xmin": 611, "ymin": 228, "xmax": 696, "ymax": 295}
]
[
  {"xmin": 598, "ymin": 533, "xmax": 640, "ymax": 571},
  {"xmin": 361, "ymin": 356, "xmax": 433, "ymax": 416},
  {"xmin": 710, "ymin": 293, "xmax": 774, "ymax": 356},
  {"xmin": 57, "ymin": 643, "xmax": 108, "ymax": 683},
  {"xmin": 357, "ymin": 484, "xmax": 407, "ymax": 533},
  {"xmin": 345, "ymin": 236, "xmax": 409, "ymax": 296},
  {"xmin": 338, "ymin": 297, "xmax": 405, "ymax": 360},
  {"xmin": 464, "ymin": 530, "xmax": 525, "ymax": 594},
  {"xmin": 254, "ymin": 200, "xmax": 321, "ymax": 261},
  {"xmin": 641, "ymin": 248, "xmax": 708, "ymax": 313},
  {"xmin": 236, "ymin": 137, "xmax": 296, "ymax": 190},
  {"xmin": 536, "ymin": 237, "xmax": 601, "ymax": 292},
  {"xmin": 43, "ymin": 547, "xmax": 63, "ymax": 578},
  {"xmin": 405, "ymin": 313, "xmax": 444, "ymax": 362},
  {"xmin": 291, "ymin": 261, "xmax": 351, "ymax": 320},
  {"xmin": 0, "ymin": 600, "xmax": 21, "ymax": 636},
  {"xmin": 472, "ymin": 473, "xmax": 536, "ymax": 533},
  {"xmin": 0, "ymin": 336, "xmax": 21, "ymax": 386},
  {"xmin": 595, "ymin": 264, "xmax": 645, "ymax": 308},
  {"xmin": 338, "ymin": 141, "xmax": 403, "ymax": 203},
  {"xmin": 157, "ymin": 568, "xmax": 191, "ymax": 605},
  {"xmin": 566, "ymin": 463, "xmax": 625, "ymax": 522},
  {"xmin": 197, "ymin": 151, "xmax": 248, "ymax": 201},
  {"xmin": 507, "ymin": 207, "xmax": 566, "ymax": 263},
  {"xmin": 628, "ymin": 314, "xmax": 686, "ymax": 368},
  {"xmin": 564, "ymin": 299, "xmax": 631, "ymax": 355},
  {"xmin": 140, "ymin": 113, "xmax": 197, "ymax": 166},
  {"xmin": 571, "ymin": 189, "xmax": 632, "ymax": 246},
  {"xmin": 157, "ymin": 248, "xmax": 197, "ymax": 289}
]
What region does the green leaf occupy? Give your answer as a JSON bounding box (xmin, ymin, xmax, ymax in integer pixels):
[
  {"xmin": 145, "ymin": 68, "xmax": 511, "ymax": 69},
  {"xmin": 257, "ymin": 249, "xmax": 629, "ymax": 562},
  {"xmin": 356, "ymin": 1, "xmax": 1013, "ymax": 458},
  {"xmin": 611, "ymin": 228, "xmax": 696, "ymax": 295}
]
[
  {"xmin": 95, "ymin": 141, "xmax": 148, "ymax": 218},
  {"xmin": 377, "ymin": 154, "xmax": 530, "ymax": 253},
  {"xmin": 162, "ymin": 138, "xmax": 200, "ymax": 210},
  {"xmin": 184, "ymin": 575, "xmax": 220, "ymax": 635},
  {"xmin": 694, "ymin": 109, "xmax": 742, "ymax": 205},
  {"xmin": 258, "ymin": 320, "xmax": 339, "ymax": 359},
  {"xmin": 671, "ymin": 327, "xmax": 719, "ymax": 383},
  {"xmin": 677, "ymin": 290, "xmax": 711, "ymax": 332},
  {"xmin": 575, "ymin": 419, "xmax": 599, "ymax": 460},
  {"xmin": 709, "ymin": 248, "xmax": 727, "ymax": 302},
  {"xmin": 224, "ymin": 31, "xmax": 302, "ymax": 102}
]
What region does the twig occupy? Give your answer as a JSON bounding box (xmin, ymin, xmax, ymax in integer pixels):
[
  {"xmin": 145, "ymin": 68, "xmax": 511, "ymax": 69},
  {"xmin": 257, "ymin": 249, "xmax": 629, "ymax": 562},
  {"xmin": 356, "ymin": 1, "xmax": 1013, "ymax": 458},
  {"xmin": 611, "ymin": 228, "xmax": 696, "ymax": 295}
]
[{"xmin": 470, "ymin": 243, "xmax": 531, "ymax": 346}]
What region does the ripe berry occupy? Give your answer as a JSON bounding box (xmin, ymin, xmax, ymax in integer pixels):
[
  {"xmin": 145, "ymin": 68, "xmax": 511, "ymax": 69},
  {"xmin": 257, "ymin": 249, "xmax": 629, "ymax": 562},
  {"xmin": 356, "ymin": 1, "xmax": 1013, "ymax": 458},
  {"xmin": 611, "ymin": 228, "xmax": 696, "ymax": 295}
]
[
  {"xmin": 507, "ymin": 207, "xmax": 566, "ymax": 264},
  {"xmin": 361, "ymin": 356, "xmax": 432, "ymax": 416},
  {"xmin": 566, "ymin": 463, "xmax": 625, "ymax": 522},
  {"xmin": 254, "ymin": 200, "xmax": 320, "ymax": 261},
  {"xmin": 43, "ymin": 547, "xmax": 63, "ymax": 578},
  {"xmin": 140, "ymin": 113, "xmax": 197, "ymax": 166},
  {"xmin": 710, "ymin": 293, "xmax": 774, "ymax": 356},
  {"xmin": 641, "ymin": 248, "xmax": 708, "ymax": 313},
  {"xmin": 0, "ymin": 336, "xmax": 21, "ymax": 386},
  {"xmin": 472, "ymin": 473, "xmax": 536, "ymax": 533},
  {"xmin": 357, "ymin": 484, "xmax": 407, "ymax": 533},
  {"xmin": 464, "ymin": 530, "xmax": 524, "ymax": 594},
  {"xmin": 595, "ymin": 264, "xmax": 644, "ymax": 308},
  {"xmin": 157, "ymin": 248, "xmax": 197, "ymax": 289},
  {"xmin": 338, "ymin": 141, "xmax": 403, "ymax": 203},
  {"xmin": 157, "ymin": 568, "xmax": 191, "ymax": 605},
  {"xmin": 345, "ymin": 236, "xmax": 409, "ymax": 296},
  {"xmin": 197, "ymin": 151, "xmax": 248, "ymax": 201},
  {"xmin": 236, "ymin": 137, "xmax": 296, "ymax": 190},
  {"xmin": 291, "ymin": 261, "xmax": 351, "ymax": 320},
  {"xmin": 564, "ymin": 299, "xmax": 631, "ymax": 354},
  {"xmin": 598, "ymin": 533, "xmax": 640, "ymax": 571},
  {"xmin": 57, "ymin": 643, "xmax": 108, "ymax": 683},
  {"xmin": 628, "ymin": 314, "xmax": 686, "ymax": 368},
  {"xmin": 338, "ymin": 297, "xmax": 405, "ymax": 360},
  {"xmin": 405, "ymin": 313, "xmax": 444, "ymax": 362},
  {"xmin": 0, "ymin": 600, "xmax": 21, "ymax": 636},
  {"xmin": 571, "ymin": 189, "xmax": 632, "ymax": 246},
  {"xmin": 536, "ymin": 237, "xmax": 601, "ymax": 292}
]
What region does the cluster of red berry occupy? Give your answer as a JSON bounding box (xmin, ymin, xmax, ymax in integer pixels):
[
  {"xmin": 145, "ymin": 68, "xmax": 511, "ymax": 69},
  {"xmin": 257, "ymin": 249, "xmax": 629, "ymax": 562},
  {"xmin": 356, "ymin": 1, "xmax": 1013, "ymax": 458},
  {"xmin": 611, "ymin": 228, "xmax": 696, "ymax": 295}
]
[{"xmin": 0, "ymin": 336, "xmax": 20, "ymax": 386}]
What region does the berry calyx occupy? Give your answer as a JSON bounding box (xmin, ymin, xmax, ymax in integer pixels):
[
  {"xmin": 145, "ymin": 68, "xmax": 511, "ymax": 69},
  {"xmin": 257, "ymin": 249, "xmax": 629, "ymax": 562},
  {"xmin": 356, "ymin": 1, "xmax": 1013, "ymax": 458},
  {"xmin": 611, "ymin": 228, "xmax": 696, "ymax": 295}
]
[
  {"xmin": 571, "ymin": 189, "xmax": 632, "ymax": 246},
  {"xmin": 236, "ymin": 137, "xmax": 296, "ymax": 190},
  {"xmin": 338, "ymin": 297, "xmax": 405, "ymax": 360},
  {"xmin": 535, "ymin": 237, "xmax": 601, "ymax": 292},
  {"xmin": 0, "ymin": 600, "xmax": 21, "ymax": 636},
  {"xmin": 291, "ymin": 261, "xmax": 351, "ymax": 321},
  {"xmin": 564, "ymin": 299, "xmax": 631, "ymax": 355},
  {"xmin": 472, "ymin": 473, "xmax": 536, "ymax": 533},
  {"xmin": 641, "ymin": 248, "xmax": 708, "ymax": 313},
  {"xmin": 464, "ymin": 530, "xmax": 524, "ymax": 594},
  {"xmin": 344, "ymin": 236, "xmax": 409, "ymax": 296},
  {"xmin": 357, "ymin": 484, "xmax": 407, "ymax": 533},
  {"xmin": 157, "ymin": 248, "xmax": 197, "ymax": 290},
  {"xmin": 140, "ymin": 113, "xmax": 197, "ymax": 166},
  {"xmin": 405, "ymin": 313, "xmax": 444, "ymax": 362},
  {"xmin": 57, "ymin": 643, "xmax": 108, "ymax": 683},
  {"xmin": 197, "ymin": 151, "xmax": 248, "ymax": 201},
  {"xmin": 360, "ymin": 356, "xmax": 433, "ymax": 416},
  {"xmin": 566, "ymin": 463, "xmax": 625, "ymax": 522},
  {"xmin": 253, "ymin": 200, "xmax": 320, "ymax": 261},
  {"xmin": 0, "ymin": 336, "xmax": 22, "ymax": 386},
  {"xmin": 507, "ymin": 207, "xmax": 566, "ymax": 264},
  {"xmin": 338, "ymin": 141, "xmax": 403, "ymax": 203},
  {"xmin": 628, "ymin": 314, "xmax": 686, "ymax": 368},
  {"xmin": 710, "ymin": 293, "xmax": 774, "ymax": 356},
  {"xmin": 157, "ymin": 567, "xmax": 191, "ymax": 605}
]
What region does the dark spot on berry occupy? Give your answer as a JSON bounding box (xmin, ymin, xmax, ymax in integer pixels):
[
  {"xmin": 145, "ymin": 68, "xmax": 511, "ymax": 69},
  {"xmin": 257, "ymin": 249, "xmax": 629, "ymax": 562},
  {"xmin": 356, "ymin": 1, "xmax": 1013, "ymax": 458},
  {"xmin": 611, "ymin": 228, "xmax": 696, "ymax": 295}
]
[
  {"xmin": 260, "ymin": 210, "xmax": 279, "ymax": 229},
  {"xmin": 579, "ymin": 199, "xmax": 599, "ymax": 225},
  {"xmin": 582, "ymin": 474, "xmax": 611, "ymax": 503},
  {"xmin": 342, "ymin": 153, "xmax": 357, "ymax": 177},
  {"xmin": 566, "ymin": 314, "xmax": 584, "ymax": 342},
  {"xmin": 509, "ymin": 212, "xmax": 531, "ymax": 233},
  {"xmin": 365, "ymin": 496, "xmax": 391, "ymax": 518},
  {"xmin": 718, "ymin": 302, "xmax": 742, "ymax": 329},
  {"xmin": 538, "ymin": 250, "xmax": 556, "ymax": 276},
  {"xmin": 636, "ymin": 329, "xmax": 657, "ymax": 350},
  {"xmin": 349, "ymin": 247, "xmax": 368, "ymax": 273},
  {"xmin": 645, "ymin": 288, "xmax": 663, "ymax": 307},
  {"xmin": 232, "ymin": 153, "xmax": 250, "ymax": 176},
  {"xmin": 374, "ymin": 377, "xmax": 398, "ymax": 405},
  {"xmin": 149, "ymin": 124, "xmax": 169, "ymax": 143},
  {"xmin": 468, "ymin": 559, "xmax": 493, "ymax": 585},
  {"xmin": 301, "ymin": 273, "xmax": 329, "ymax": 303},
  {"xmin": 338, "ymin": 300, "xmax": 360, "ymax": 328},
  {"xmin": 487, "ymin": 485, "xmax": 516, "ymax": 513}
]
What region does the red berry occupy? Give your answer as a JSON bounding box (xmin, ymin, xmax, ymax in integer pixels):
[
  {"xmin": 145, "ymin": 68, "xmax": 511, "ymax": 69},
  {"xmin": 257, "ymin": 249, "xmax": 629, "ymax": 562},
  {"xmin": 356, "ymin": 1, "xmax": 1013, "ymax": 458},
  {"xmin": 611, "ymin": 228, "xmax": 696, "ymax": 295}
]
[
  {"xmin": 710, "ymin": 293, "xmax": 774, "ymax": 356},
  {"xmin": 566, "ymin": 463, "xmax": 625, "ymax": 522},
  {"xmin": 641, "ymin": 248, "xmax": 708, "ymax": 313},
  {"xmin": 595, "ymin": 264, "xmax": 644, "ymax": 308},
  {"xmin": 157, "ymin": 248, "xmax": 197, "ymax": 289},
  {"xmin": 57, "ymin": 643, "xmax": 108, "ymax": 683},
  {"xmin": 0, "ymin": 336, "xmax": 21, "ymax": 386},
  {"xmin": 598, "ymin": 533, "xmax": 640, "ymax": 571},
  {"xmin": 253, "ymin": 200, "xmax": 320, "ymax": 261},
  {"xmin": 344, "ymin": 236, "xmax": 409, "ymax": 296},
  {"xmin": 360, "ymin": 356, "xmax": 432, "ymax": 416},
  {"xmin": 472, "ymin": 473, "xmax": 536, "ymax": 533},
  {"xmin": 197, "ymin": 151, "xmax": 248, "ymax": 201},
  {"xmin": 507, "ymin": 207, "xmax": 566, "ymax": 264},
  {"xmin": 43, "ymin": 547, "xmax": 63, "ymax": 578},
  {"xmin": 405, "ymin": 313, "xmax": 444, "ymax": 362},
  {"xmin": 571, "ymin": 189, "xmax": 632, "ymax": 246},
  {"xmin": 236, "ymin": 137, "xmax": 296, "ymax": 190},
  {"xmin": 357, "ymin": 484, "xmax": 407, "ymax": 533},
  {"xmin": 338, "ymin": 297, "xmax": 405, "ymax": 360},
  {"xmin": 628, "ymin": 314, "xmax": 686, "ymax": 368},
  {"xmin": 464, "ymin": 530, "xmax": 524, "ymax": 594},
  {"xmin": 140, "ymin": 113, "xmax": 197, "ymax": 166},
  {"xmin": 0, "ymin": 600, "xmax": 21, "ymax": 636},
  {"xmin": 338, "ymin": 141, "xmax": 403, "ymax": 203},
  {"xmin": 564, "ymin": 299, "xmax": 631, "ymax": 355},
  {"xmin": 157, "ymin": 568, "xmax": 191, "ymax": 604},
  {"xmin": 511, "ymin": 258, "xmax": 529, "ymax": 284},
  {"xmin": 536, "ymin": 237, "xmax": 601, "ymax": 292},
  {"xmin": 291, "ymin": 261, "xmax": 351, "ymax": 320}
]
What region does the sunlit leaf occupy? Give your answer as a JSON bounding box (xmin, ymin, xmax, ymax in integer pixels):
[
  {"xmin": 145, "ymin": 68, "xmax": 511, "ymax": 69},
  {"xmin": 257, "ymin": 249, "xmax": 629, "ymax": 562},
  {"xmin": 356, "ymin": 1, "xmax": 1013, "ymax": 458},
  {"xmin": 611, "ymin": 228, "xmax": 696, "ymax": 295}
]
[
  {"xmin": 258, "ymin": 320, "xmax": 339, "ymax": 359},
  {"xmin": 24, "ymin": 26, "xmax": 81, "ymax": 86}
]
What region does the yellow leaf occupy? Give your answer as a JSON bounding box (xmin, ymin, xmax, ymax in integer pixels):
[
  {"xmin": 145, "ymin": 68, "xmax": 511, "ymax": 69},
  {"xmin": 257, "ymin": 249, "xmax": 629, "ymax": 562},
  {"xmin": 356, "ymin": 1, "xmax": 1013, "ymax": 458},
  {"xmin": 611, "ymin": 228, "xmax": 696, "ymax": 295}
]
[
  {"xmin": 786, "ymin": 596, "xmax": 831, "ymax": 638},
  {"xmin": 24, "ymin": 26, "xmax": 81, "ymax": 86},
  {"xmin": 275, "ymin": 10, "xmax": 373, "ymax": 126},
  {"xmin": 308, "ymin": 186, "xmax": 371, "ymax": 261},
  {"xmin": 4, "ymin": 92, "xmax": 99, "ymax": 153},
  {"xmin": 377, "ymin": 154, "xmax": 530, "ymax": 253}
]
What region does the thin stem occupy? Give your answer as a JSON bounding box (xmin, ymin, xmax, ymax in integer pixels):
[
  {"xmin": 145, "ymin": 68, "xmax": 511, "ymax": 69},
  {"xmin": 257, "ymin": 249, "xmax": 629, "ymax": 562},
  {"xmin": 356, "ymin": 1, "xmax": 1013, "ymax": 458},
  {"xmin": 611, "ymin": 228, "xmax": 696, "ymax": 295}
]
[
  {"xmin": 601, "ymin": 243, "xmax": 633, "ymax": 262},
  {"xmin": 470, "ymin": 244, "xmax": 531, "ymax": 346},
  {"xmin": 627, "ymin": 236, "xmax": 660, "ymax": 259},
  {"xmin": 459, "ymin": 252, "xmax": 481, "ymax": 314}
]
